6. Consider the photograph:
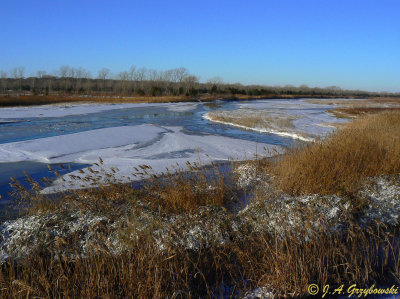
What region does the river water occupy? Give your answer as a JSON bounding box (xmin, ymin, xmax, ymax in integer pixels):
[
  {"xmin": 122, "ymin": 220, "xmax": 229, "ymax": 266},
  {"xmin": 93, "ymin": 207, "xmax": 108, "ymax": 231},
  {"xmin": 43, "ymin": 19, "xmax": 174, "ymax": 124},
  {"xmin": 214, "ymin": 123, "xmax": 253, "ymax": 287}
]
[{"xmin": 0, "ymin": 99, "xmax": 338, "ymax": 208}]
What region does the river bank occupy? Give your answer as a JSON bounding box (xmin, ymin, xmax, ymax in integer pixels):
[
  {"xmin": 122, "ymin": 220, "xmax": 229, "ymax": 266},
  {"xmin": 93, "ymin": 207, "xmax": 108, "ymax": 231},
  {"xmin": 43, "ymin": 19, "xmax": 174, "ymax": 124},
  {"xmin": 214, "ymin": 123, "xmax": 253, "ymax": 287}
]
[
  {"xmin": 0, "ymin": 109, "xmax": 399, "ymax": 297},
  {"xmin": 0, "ymin": 93, "xmax": 387, "ymax": 107}
]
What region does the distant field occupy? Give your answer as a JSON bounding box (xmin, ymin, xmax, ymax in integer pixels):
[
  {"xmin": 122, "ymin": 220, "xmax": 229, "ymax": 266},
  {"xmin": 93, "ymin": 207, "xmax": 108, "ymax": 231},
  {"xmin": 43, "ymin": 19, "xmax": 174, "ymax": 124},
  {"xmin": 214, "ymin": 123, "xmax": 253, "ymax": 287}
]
[
  {"xmin": 0, "ymin": 93, "xmax": 371, "ymax": 107},
  {"xmin": 304, "ymin": 97, "xmax": 400, "ymax": 118},
  {"xmin": 306, "ymin": 97, "xmax": 400, "ymax": 105},
  {"xmin": 331, "ymin": 106, "xmax": 400, "ymax": 117},
  {"xmin": 0, "ymin": 95, "xmax": 191, "ymax": 106}
]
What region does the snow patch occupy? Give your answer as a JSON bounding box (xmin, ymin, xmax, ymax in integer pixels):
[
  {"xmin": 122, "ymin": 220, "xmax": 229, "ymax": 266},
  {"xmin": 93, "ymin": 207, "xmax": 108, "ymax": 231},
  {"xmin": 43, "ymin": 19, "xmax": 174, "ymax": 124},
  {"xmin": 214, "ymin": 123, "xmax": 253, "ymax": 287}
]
[{"xmin": 203, "ymin": 114, "xmax": 314, "ymax": 142}]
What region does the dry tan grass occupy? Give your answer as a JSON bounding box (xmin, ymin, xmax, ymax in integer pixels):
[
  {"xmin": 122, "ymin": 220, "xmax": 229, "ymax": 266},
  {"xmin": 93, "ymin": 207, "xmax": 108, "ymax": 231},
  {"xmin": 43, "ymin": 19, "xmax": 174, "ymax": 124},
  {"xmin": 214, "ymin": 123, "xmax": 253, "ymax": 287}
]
[
  {"xmin": 2, "ymin": 110, "xmax": 400, "ymax": 297},
  {"xmin": 139, "ymin": 162, "xmax": 236, "ymax": 214},
  {"xmin": 306, "ymin": 97, "xmax": 400, "ymax": 106},
  {"xmin": 331, "ymin": 106, "xmax": 400, "ymax": 118},
  {"xmin": 1, "ymin": 210, "xmax": 399, "ymax": 297},
  {"xmin": 206, "ymin": 110, "xmax": 296, "ymax": 130},
  {"xmin": 268, "ymin": 110, "xmax": 400, "ymax": 197},
  {"xmin": 11, "ymin": 160, "xmax": 235, "ymax": 217}
]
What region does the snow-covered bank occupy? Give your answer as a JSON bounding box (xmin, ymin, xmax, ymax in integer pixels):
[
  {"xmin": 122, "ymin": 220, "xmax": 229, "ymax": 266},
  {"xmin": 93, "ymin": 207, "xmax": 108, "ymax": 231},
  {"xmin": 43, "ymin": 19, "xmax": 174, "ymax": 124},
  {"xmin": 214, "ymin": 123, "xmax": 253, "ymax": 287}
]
[
  {"xmin": 203, "ymin": 113, "xmax": 314, "ymax": 142},
  {"xmin": 1, "ymin": 170, "xmax": 399, "ymax": 263},
  {"xmin": 235, "ymin": 163, "xmax": 400, "ymax": 236},
  {"xmin": 203, "ymin": 99, "xmax": 349, "ymax": 142}
]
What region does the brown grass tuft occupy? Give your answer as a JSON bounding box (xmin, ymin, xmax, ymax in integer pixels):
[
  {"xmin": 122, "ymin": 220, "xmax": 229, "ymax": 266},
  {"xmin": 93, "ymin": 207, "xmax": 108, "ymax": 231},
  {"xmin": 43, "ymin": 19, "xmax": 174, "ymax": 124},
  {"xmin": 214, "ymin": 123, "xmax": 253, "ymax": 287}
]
[
  {"xmin": 332, "ymin": 106, "xmax": 400, "ymax": 118},
  {"xmin": 268, "ymin": 110, "xmax": 400, "ymax": 197},
  {"xmin": 137, "ymin": 162, "xmax": 236, "ymax": 214}
]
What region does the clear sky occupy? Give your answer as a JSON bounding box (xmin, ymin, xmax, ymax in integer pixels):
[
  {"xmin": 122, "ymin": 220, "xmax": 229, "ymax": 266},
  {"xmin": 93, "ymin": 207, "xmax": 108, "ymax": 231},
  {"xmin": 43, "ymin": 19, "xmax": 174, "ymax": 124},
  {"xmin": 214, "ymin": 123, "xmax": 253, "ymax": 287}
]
[{"xmin": 1, "ymin": 0, "xmax": 399, "ymax": 92}]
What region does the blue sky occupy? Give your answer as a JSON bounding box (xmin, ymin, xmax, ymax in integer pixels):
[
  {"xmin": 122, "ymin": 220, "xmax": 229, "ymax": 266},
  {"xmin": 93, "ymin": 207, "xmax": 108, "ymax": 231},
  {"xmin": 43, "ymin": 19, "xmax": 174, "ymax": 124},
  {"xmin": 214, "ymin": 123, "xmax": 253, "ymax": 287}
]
[{"xmin": 1, "ymin": 0, "xmax": 399, "ymax": 92}]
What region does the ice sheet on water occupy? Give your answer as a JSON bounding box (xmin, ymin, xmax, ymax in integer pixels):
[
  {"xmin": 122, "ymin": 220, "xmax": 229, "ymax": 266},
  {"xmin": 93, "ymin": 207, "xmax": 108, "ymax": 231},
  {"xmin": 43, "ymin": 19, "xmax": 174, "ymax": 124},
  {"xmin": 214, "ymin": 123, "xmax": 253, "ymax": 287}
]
[
  {"xmin": 0, "ymin": 125, "xmax": 166, "ymax": 163},
  {"xmin": 0, "ymin": 123, "xmax": 281, "ymax": 192},
  {"xmin": 43, "ymin": 126, "xmax": 280, "ymax": 192},
  {"xmin": 0, "ymin": 102, "xmax": 198, "ymax": 119},
  {"xmin": 205, "ymin": 98, "xmax": 349, "ymax": 140}
]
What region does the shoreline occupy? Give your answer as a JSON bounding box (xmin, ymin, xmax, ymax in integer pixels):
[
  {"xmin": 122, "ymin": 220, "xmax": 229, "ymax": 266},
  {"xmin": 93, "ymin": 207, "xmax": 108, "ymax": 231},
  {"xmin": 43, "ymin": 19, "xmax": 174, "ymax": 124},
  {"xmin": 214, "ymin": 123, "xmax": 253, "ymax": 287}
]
[
  {"xmin": 0, "ymin": 93, "xmax": 375, "ymax": 108},
  {"xmin": 202, "ymin": 113, "xmax": 314, "ymax": 142}
]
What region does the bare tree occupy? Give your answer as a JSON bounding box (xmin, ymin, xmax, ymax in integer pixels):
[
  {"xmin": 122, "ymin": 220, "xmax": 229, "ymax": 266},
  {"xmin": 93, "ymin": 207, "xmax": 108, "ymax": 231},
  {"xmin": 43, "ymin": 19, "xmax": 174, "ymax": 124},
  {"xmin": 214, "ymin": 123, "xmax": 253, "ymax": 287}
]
[
  {"xmin": 148, "ymin": 69, "xmax": 159, "ymax": 82},
  {"xmin": 68, "ymin": 67, "xmax": 76, "ymax": 78},
  {"xmin": 207, "ymin": 77, "xmax": 223, "ymax": 94},
  {"xmin": 58, "ymin": 65, "xmax": 72, "ymax": 93},
  {"xmin": 17, "ymin": 66, "xmax": 25, "ymax": 79},
  {"xmin": 134, "ymin": 67, "xmax": 146, "ymax": 81},
  {"xmin": 163, "ymin": 69, "xmax": 173, "ymax": 82},
  {"xmin": 134, "ymin": 67, "xmax": 148, "ymax": 93},
  {"xmin": 207, "ymin": 77, "xmax": 223, "ymax": 85},
  {"xmin": 116, "ymin": 71, "xmax": 129, "ymax": 94},
  {"xmin": 326, "ymin": 85, "xmax": 342, "ymax": 95},
  {"xmin": 37, "ymin": 70, "xmax": 46, "ymax": 78},
  {"xmin": 10, "ymin": 66, "xmax": 25, "ymax": 93},
  {"xmin": 128, "ymin": 65, "xmax": 136, "ymax": 81},
  {"xmin": 75, "ymin": 67, "xmax": 91, "ymax": 79},
  {"xmin": 183, "ymin": 75, "xmax": 199, "ymax": 95},
  {"xmin": 97, "ymin": 67, "xmax": 110, "ymax": 80},
  {"xmin": 59, "ymin": 65, "xmax": 70, "ymax": 78},
  {"xmin": 1, "ymin": 65, "xmax": 379, "ymax": 98},
  {"xmin": 171, "ymin": 67, "xmax": 188, "ymax": 83},
  {"xmin": 75, "ymin": 67, "xmax": 91, "ymax": 94},
  {"xmin": 10, "ymin": 67, "xmax": 18, "ymax": 79},
  {"xmin": 0, "ymin": 71, "xmax": 7, "ymax": 95},
  {"xmin": 98, "ymin": 68, "xmax": 110, "ymax": 92}
]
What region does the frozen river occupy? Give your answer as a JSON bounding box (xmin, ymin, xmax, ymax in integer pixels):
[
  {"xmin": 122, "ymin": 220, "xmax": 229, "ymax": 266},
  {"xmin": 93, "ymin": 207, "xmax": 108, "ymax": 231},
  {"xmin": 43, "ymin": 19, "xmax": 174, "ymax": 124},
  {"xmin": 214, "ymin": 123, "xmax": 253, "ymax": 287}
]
[{"xmin": 0, "ymin": 99, "xmax": 346, "ymax": 205}]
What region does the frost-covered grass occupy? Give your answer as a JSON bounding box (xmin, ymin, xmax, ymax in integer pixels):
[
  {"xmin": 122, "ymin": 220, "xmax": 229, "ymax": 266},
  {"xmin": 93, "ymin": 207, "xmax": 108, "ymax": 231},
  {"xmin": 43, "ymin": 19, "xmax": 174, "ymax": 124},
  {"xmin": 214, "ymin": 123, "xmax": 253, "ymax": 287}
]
[
  {"xmin": 1, "ymin": 111, "xmax": 400, "ymax": 298},
  {"xmin": 332, "ymin": 106, "xmax": 400, "ymax": 118},
  {"xmin": 203, "ymin": 99, "xmax": 349, "ymax": 142},
  {"xmin": 268, "ymin": 110, "xmax": 400, "ymax": 197},
  {"xmin": 204, "ymin": 109, "xmax": 317, "ymax": 142},
  {"xmin": 305, "ymin": 97, "xmax": 400, "ymax": 118},
  {"xmin": 305, "ymin": 97, "xmax": 400, "ymax": 106},
  {"xmin": 206, "ymin": 109, "xmax": 297, "ymax": 130}
]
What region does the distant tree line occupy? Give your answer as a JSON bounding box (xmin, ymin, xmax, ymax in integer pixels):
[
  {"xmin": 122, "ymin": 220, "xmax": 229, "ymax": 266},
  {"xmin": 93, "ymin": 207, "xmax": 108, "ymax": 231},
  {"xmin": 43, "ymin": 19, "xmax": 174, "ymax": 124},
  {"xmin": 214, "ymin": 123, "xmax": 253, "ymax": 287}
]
[{"xmin": 0, "ymin": 65, "xmax": 398, "ymax": 98}]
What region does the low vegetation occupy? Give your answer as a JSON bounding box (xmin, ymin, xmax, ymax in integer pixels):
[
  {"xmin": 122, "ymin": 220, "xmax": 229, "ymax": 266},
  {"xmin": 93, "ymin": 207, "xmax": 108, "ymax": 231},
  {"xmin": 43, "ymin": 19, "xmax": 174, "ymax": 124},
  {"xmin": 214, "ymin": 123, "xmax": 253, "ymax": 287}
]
[
  {"xmin": 1, "ymin": 110, "xmax": 400, "ymax": 297},
  {"xmin": 206, "ymin": 109, "xmax": 296, "ymax": 131},
  {"xmin": 203, "ymin": 109, "xmax": 317, "ymax": 142},
  {"xmin": 306, "ymin": 97, "xmax": 400, "ymax": 106},
  {"xmin": 0, "ymin": 95, "xmax": 192, "ymax": 107},
  {"xmin": 268, "ymin": 110, "xmax": 400, "ymax": 197},
  {"xmin": 332, "ymin": 106, "xmax": 400, "ymax": 118}
]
